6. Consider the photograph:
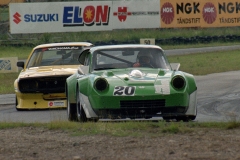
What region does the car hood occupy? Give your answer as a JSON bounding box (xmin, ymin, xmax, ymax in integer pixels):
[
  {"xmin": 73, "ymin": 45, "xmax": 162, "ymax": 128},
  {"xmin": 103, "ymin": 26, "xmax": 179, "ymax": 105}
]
[
  {"xmin": 97, "ymin": 68, "xmax": 174, "ymax": 85},
  {"xmin": 18, "ymin": 65, "xmax": 79, "ymax": 78}
]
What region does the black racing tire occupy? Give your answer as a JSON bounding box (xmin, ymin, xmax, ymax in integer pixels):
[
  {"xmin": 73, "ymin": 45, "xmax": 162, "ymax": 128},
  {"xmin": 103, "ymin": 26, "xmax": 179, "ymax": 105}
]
[
  {"xmin": 76, "ymin": 89, "xmax": 87, "ymax": 122},
  {"xmin": 189, "ymin": 115, "xmax": 196, "ymax": 121},
  {"xmin": 162, "ymin": 116, "xmax": 172, "ymax": 122},
  {"xmin": 90, "ymin": 118, "xmax": 99, "ymax": 122},
  {"xmin": 190, "ymin": 108, "xmax": 197, "ymax": 121},
  {"xmin": 176, "ymin": 116, "xmax": 190, "ymax": 122},
  {"xmin": 67, "ymin": 94, "xmax": 77, "ymax": 121},
  {"xmin": 178, "ymin": 108, "xmax": 197, "ymax": 121}
]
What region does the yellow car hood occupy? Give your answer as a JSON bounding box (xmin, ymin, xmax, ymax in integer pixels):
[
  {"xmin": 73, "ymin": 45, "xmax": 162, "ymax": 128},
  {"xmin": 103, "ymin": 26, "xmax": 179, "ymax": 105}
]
[{"xmin": 18, "ymin": 65, "xmax": 79, "ymax": 78}]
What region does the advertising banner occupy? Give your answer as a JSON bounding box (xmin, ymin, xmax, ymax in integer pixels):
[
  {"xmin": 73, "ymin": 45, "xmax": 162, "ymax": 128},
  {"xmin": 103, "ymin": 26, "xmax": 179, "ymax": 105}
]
[
  {"xmin": 160, "ymin": 0, "xmax": 240, "ymax": 28},
  {"xmin": 9, "ymin": 1, "xmax": 160, "ymax": 34},
  {"xmin": 9, "ymin": 0, "xmax": 240, "ymax": 32},
  {"xmin": 111, "ymin": 0, "xmax": 160, "ymax": 29},
  {"xmin": 9, "ymin": 1, "xmax": 112, "ymax": 33},
  {"xmin": 0, "ymin": 57, "xmax": 18, "ymax": 73}
]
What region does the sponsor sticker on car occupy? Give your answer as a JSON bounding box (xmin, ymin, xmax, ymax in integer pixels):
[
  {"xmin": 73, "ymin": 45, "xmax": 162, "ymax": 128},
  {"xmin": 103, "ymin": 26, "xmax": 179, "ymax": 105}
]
[
  {"xmin": 154, "ymin": 80, "xmax": 170, "ymax": 95},
  {"xmin": 48, "ymin": 101, "xmax": 65, "ymax": 107}
]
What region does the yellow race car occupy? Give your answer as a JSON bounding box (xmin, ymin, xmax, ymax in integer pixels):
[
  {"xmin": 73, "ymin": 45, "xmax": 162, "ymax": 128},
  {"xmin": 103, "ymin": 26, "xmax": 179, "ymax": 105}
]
[{"xmin": 14, "ymin": 42, "xmax": 93, "ymax": 110}]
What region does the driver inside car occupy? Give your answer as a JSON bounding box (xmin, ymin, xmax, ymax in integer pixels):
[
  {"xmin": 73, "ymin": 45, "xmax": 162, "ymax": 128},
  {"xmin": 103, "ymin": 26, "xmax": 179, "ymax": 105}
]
[{"xmin": 133, "ymin": 52, "xmax": 154, "ymax": 68}]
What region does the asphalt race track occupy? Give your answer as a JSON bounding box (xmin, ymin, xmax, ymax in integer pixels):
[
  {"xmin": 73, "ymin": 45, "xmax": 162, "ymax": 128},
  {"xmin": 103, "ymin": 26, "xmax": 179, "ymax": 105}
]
[
  {"xmin": 1, "ymin": 45, "xmax": 240, "ymax": 123},
  {"xmin": 195, "ymin": 71, "xmax": 240, "ymax": 122}
]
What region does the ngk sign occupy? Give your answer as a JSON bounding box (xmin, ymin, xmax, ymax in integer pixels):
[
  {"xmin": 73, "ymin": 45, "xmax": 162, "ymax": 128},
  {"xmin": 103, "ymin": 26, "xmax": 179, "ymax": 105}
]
[
  {"xmin": 161, "ymin": 2, "xmax": 174, "ymax": 25},
  {"xmin": 162, "ymin": 7, "xmax": 172, "ymax": 13},
  {"xmin": 204, "ymin": 7, "xmax": 214, "ymax": 13},
  {"xmin": 176, "ymin": 2, "xmax": 200, "ymax": 14},
  {"xmin": 160, "ymin": 0, "xmax": 240, "ymax": 28}
]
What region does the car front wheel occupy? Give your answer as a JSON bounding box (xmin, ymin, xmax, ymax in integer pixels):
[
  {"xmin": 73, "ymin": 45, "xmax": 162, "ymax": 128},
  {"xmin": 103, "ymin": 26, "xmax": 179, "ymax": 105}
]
[
  {"xmin": 67, "ymin": 94, "xmax": 77, "ymax": 121},
  {"xmin": 76, "ymin": 89, "xmax": 87, "ymax": 122}
]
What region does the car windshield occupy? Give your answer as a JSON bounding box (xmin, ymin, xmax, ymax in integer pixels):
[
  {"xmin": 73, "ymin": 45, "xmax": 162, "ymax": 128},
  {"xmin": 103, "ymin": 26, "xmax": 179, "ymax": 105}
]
[
  {"xmin": 26, "ymin": 46, "xmax": 83, "ymax": 68},
  {"xmin": 92, "ymin": 47, "xmax": 170, "ymax": 70}
]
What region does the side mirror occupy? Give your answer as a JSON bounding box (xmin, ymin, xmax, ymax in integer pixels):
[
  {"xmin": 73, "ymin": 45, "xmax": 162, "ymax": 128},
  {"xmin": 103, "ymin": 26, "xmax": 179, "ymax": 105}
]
[
  {"xmin": 170, "ymin": 63, "xmax": 180, "ymax": 71},
  {"xmin": 78, "ymin": 48, "xmax": 91, "ymax": 64},
  {"xmin": 17, "ymin": 61, "xmax": 24, "ymax": 68}
]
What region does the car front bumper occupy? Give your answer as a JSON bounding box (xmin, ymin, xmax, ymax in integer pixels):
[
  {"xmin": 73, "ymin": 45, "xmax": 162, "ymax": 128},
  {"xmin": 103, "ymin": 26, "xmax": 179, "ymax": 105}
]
[{"xmin": 16, "ymin": 93, "xmax": 67, "ymax": 109}]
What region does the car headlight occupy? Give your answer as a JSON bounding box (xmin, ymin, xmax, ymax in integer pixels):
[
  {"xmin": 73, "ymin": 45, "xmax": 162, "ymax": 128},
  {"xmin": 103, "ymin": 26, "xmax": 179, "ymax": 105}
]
[
  {"xmin": 94, "ymin": 78, "xmax": 108, "ymax": 91},
  {"xmin": 171, "ymin": 76, "xmax": 185, "ymax": 90}
]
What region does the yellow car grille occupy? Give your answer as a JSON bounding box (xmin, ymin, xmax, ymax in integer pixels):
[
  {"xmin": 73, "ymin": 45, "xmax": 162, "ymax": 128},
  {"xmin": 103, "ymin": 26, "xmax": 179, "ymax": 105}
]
[{"xmin": 18, "ymin": 76, "xmax": 69, "ymax": 93}]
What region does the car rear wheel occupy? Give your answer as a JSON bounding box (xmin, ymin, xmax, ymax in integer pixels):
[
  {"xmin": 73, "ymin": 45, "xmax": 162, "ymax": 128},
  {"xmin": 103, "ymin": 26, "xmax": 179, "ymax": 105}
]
[
  {"xmin": 162, "ymin": 116, "xmax": 173, "ymax": 122},
  {"xmin": 176, "ymin": 108, "xmax": 197, "ymax": 122},
  {"xmin": 189, "ymin": 115, "xmax": 196, "ymax": 121},
  {"xmin": 76, "ymin": 89, "xmax": 87, "ymax": 122},
  {"xmin": 176, "ymin": 116, "xmax": 190, "ymax": 122},
  {"xmin": 67, "ymin": 94, "xmax": 77, "ymax": 121}
]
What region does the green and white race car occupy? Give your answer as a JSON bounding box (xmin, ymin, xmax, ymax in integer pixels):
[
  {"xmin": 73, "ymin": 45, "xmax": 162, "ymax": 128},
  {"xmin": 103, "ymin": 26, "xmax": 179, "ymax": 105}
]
[{"xmin": 66, "ymin": 44, "xmax": 197, "ymax": 122}]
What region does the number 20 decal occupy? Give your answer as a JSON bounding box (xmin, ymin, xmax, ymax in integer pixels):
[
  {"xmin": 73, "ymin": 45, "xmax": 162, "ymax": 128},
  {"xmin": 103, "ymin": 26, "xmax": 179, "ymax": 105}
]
[{"xmin": 113, "ymin": 86, "xmax": 136, "ymax": 96}]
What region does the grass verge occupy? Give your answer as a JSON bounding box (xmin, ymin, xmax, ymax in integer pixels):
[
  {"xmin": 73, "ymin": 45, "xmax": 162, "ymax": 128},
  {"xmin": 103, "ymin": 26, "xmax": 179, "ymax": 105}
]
[
  {"xmin": 0, "ymin": 72, "xmax": 19, "ymax": 94},
  {"xmin": 168, "ymin": 49, "xmax": 240, "ymax": 75}
]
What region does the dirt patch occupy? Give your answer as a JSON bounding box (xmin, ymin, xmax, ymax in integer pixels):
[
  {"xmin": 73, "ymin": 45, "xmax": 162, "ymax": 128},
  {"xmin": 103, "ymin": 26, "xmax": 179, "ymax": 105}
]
[{"xmin": 1, "ymin": 127, "xmax": 240, "ymax": 160}]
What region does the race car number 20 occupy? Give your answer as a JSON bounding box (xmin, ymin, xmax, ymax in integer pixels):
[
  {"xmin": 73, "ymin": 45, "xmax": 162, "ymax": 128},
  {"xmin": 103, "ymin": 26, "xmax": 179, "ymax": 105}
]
[{"xmin": 113, "ymin": 86, "xmax": 136, "ymax": 96}]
